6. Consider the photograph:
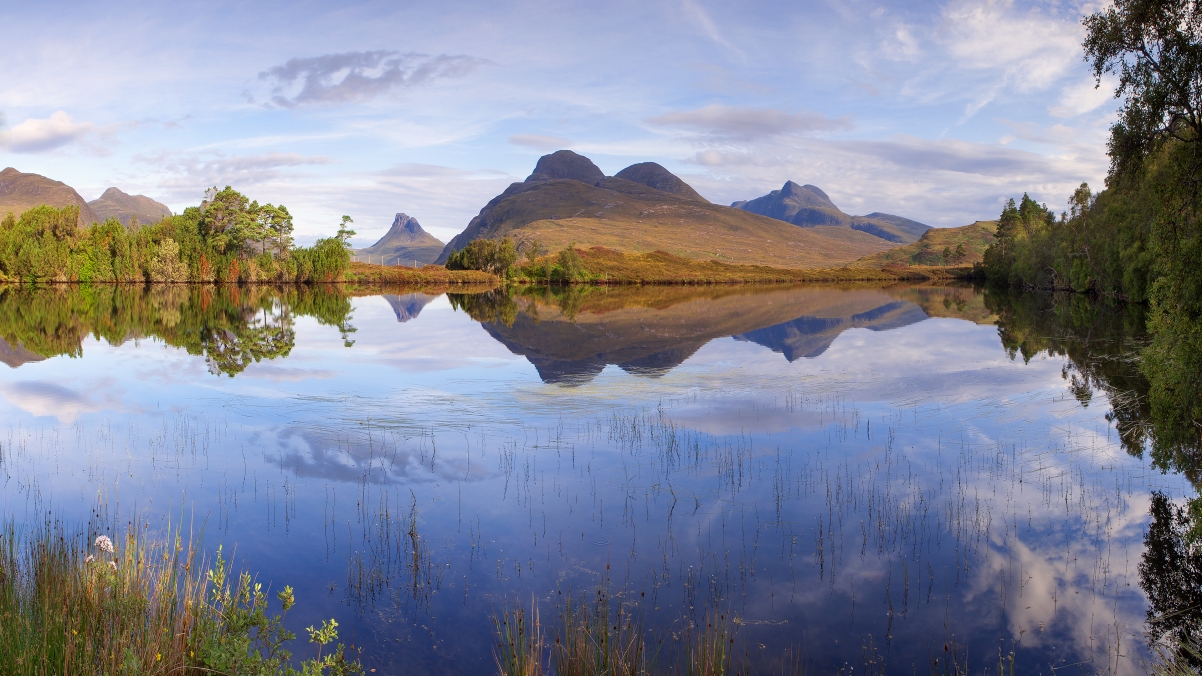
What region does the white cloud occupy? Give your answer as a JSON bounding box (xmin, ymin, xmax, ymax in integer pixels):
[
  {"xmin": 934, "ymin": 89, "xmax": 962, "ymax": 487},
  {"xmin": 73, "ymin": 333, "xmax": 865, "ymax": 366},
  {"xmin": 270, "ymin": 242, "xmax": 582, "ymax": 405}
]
[
  {"xmin": 0, "ymin": 111, "xmax": 94, "ymax": 153},
  {"xmin": 0, "ymin": 381, "xmax": 105, "ymax": 423},
  {"xmin": 648, "ymin": 104, "xmax": 852, "ymax": 139},
  {"xmin": 939, "ymin": 0, "xmax": 1083, "ymax": 92},
  {"xmin": 508, "ymin": 134, "xmax": 573, "ymax": 150},
  {"xmin": 258, "ymin": 50, "xmax": 487, "ymax": 108},
  {"xmin": 1050, "ymin": 76, "xmax": 1118, "ymax": 118}
]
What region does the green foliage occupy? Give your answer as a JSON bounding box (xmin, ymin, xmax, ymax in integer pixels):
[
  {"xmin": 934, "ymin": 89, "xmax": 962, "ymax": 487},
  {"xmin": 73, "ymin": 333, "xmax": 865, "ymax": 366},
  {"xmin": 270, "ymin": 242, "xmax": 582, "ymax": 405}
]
[
  {"xmin": 980, "ymin": 184, "xmax": 1155, "ymax": 300},
  {"xmin": 335, "ymin": 216, "xmax": 355, "ymax": 249},
  {"xmin": 1082, "ymin": 0, "xmax": 1202, "ymax": 178},
  {"xmin": 446, "ymin": 237, "xmax": 519, "ymax": 275},
  {"xmin": 0, "ymin": 518, "xmax": 362, "ymax": 676},
  {"xmin": 0, "ymin": 188, "xmax": 350, "ymax": 284},
  {"xmin": 549, "ymin": 245, "xmax": 586, "ymax": 284}
]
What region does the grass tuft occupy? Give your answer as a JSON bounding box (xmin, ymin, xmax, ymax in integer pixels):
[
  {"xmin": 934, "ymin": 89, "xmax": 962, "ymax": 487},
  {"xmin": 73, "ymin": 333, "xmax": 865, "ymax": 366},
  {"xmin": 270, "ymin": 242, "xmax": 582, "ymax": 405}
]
[{"xmin": 0, "ymin": 518, "xmax": 361, "ymax": 676}]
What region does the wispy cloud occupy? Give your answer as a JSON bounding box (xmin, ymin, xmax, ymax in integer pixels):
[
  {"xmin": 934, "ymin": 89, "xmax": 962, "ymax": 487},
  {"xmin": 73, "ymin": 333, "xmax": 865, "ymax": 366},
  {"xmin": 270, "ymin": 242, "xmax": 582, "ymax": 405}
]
[
  {"xmin": 508, "ymin": 134, "xmax": 573, "ymax": 150},
  {"xmin": 136, "ymin": 151, "xmax": 335, "ymax": 200},
  {"xmin": 258, "ymin": 50, "xmax": 487, "ymax": 108},
  {"xmin": 648, "ymin": 104, "xmax": 852, "ymax": 140},
  {"xmin": 0, "ymin": 111, "xmax": 95, "ymax": 153},
  {"xmin": 680, "ymin": 0, "xmax": 744, "ymax": 58}
]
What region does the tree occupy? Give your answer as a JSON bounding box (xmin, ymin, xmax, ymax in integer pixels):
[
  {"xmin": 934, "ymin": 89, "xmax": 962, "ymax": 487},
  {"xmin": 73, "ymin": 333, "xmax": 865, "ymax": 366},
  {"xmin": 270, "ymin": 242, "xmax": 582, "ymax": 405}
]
[
  {"xmin": 336, "ymin": 215, "xmax": 355, "ymax": 249},
  {"xmin": 1086, "ymin": 0, "xmax": 1202, "ymax": 459},
  {"xmin": 200, "ymin": 187, "xmax": 256, "ymax": 253},
  {"xmin": 259, "ymin": 205, "xmax": 294, "ymax": 257},
  {"xmin": 445, "ymin": 237, "xmax": 518, "ymax": 275},
  {"xmin": 1083, "ymin": 0, "xmax": 1202, "ymax": 177}
]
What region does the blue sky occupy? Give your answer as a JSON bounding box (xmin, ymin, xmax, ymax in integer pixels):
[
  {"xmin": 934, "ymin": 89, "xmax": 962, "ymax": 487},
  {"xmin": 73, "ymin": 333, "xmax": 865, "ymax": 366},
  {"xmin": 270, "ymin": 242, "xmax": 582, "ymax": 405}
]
[{"xmin": 0, "ymin": 0, "xmax": 1117, "ymax": 245}]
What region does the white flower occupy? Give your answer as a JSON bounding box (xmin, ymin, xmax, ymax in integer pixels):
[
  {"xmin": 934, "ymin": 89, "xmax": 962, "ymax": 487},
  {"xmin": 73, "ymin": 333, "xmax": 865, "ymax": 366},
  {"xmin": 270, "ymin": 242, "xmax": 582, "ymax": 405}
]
[
  {"xmin": 85, "ymin": 555, "xmax": 94, "ymax": 563},
  {"xmin": 94, "ymin": 535, "xmax": 114, "ymax": 554},
  {"xmin": 109, "ymin": 561, "xmax": 117, "ymax": 571}
]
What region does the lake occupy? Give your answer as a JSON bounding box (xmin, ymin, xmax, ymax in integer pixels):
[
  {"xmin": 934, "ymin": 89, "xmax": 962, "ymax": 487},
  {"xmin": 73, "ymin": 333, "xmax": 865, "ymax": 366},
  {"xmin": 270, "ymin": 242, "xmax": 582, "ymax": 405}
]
[{"xmin": 0, "ymin": 283, "xmax": 1185, "ymax": 675}]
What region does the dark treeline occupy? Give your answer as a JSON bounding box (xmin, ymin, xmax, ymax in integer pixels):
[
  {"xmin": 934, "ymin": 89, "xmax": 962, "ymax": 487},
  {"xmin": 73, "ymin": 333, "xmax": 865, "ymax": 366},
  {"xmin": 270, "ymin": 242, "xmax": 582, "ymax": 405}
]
[
  {"xmin": 0, "ymin": 187, "xmax": 353, "ymax": 284},
  {"xmin": 980, "ymin": 0, "xmax": 1202, "ymax": 487},
  {"xmin": 0, "ymin": 284, "xmax": 354, "ymax": 376}
]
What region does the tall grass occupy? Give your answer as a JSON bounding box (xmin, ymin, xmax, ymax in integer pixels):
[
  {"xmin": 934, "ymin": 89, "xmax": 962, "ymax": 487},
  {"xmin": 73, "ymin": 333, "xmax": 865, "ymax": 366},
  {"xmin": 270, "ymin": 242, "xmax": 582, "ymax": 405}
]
[
  {"xmin": 492, "ymin": 585, "xmax": 778, "ymax": 676},
  {"xmin": 0, "ymin": 519, "xmax": 361, "ymax": 675}
]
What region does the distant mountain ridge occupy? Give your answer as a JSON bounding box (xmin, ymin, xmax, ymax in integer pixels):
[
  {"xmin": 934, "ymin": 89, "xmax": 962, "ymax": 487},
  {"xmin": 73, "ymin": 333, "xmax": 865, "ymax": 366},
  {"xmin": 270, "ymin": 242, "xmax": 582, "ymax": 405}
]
[
  {"xmin": 732, "ymin": 181, "xmax": 930, "ymax": 244},
  {"xmin": 354, "ymin": 213, "xmax": 445, "ymax": 266},
  {"xmin": 0, "ymin": 167, "xmax": 99, "ymax": 225},
  {"xmin": 87, "ymin": 187, "xmax": 171, "ymax": 227},
  {"xmin": 437, "ymin": 150, "xmax": 897, "ymax": 268}
]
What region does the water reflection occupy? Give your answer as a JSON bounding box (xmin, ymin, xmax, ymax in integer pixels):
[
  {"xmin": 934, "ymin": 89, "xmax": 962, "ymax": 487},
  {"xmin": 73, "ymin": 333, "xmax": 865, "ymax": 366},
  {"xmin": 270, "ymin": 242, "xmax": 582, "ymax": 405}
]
[
  {"xmin": 0, "ymin": 281, "xmax": 1199, "ymax": 674},
  {"xmin": 0, "ymin": 284, "xmax": 355, "ymax": 375},
  {"xmin": 452, "ymin": 285, "xmax": 988, "ymax": 383}
]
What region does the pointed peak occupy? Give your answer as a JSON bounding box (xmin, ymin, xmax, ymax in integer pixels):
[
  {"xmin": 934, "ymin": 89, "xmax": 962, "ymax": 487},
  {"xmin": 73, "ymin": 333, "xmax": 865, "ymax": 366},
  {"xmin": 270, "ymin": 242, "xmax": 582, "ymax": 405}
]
[{"xmin": 391, "ymin": 213, "xmax": 424, "ymax": 235}]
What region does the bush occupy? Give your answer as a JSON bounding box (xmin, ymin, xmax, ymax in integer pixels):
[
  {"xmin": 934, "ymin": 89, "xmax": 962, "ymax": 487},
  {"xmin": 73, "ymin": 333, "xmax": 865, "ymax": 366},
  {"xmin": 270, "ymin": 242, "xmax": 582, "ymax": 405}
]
[{"xmin": 446, "ymin": 237, "xmax": 518, "ymax": 275}]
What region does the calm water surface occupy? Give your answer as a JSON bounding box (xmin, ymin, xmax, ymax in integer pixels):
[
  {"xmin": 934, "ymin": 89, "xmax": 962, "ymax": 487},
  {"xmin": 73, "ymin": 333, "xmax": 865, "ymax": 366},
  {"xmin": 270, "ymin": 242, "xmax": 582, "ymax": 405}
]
[{"xmin": 0, "ymin": 284, "xmax": 1182, "ymax": 675}]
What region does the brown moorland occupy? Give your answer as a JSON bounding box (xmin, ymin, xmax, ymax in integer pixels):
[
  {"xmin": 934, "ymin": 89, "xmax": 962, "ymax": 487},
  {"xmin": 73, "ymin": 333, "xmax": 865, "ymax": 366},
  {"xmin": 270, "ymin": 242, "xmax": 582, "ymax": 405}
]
[
  {"xmin": 512, "ymin": 246, "xmax": 967, "ymax": 284},
  {"xmin": 852, "ymin": 220, "xmax": 996, "ymax": 269},
  {"xmin": 343, "ymin": 260, "xmax": 496, "ymax": 285}
]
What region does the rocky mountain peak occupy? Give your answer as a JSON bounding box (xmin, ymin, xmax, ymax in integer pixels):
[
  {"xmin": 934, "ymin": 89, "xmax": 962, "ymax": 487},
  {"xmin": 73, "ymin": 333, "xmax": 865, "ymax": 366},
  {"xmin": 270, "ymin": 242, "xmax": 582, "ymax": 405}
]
[{"xmin": 525, "ymin": 150, "xmax": 605, "ymax": 185}]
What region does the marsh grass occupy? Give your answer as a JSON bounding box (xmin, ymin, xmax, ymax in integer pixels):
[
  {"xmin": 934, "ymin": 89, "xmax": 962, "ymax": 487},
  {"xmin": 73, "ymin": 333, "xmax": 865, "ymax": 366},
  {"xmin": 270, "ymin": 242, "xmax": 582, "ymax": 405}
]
[
  {"xmin": 492, "ymin": 585, "xmax": 789, "ymax": 676},
  {"xmin": 0, "ymin": 518, "xmax": 361, "ymax": 676}
]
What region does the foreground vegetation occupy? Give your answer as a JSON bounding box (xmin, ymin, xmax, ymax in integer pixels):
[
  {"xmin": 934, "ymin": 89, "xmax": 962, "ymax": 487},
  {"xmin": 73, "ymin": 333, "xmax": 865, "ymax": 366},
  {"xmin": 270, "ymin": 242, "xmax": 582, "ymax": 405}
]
[
  {"xmin": 0, "ymin": 519, "xmax": 360, "ymax": 675},
  {"xmin": 492, "ymin": 581, "xmax": 799, "ymax": 676},
  {"xmin": 0, "ymin": 187, "xmax": 352, "ymax": 284}
]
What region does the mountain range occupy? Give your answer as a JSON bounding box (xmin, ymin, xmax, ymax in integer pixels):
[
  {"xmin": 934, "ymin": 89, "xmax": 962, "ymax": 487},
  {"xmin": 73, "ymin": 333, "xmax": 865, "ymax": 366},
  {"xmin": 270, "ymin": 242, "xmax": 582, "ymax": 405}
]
[
  {"xmin": 732, "ymin": 181, "xmax": 929, "ymax": 243},
  {"xmin": 353, "ymin": 213, "xmax": 445, "ymax": 266},
  {"xmin": 0, "ymin": 167, "xmax": 170, "ymax": 227},
  {"xmin": 438, "ymin": 150, "xmax": 929, "ymax": 267}
]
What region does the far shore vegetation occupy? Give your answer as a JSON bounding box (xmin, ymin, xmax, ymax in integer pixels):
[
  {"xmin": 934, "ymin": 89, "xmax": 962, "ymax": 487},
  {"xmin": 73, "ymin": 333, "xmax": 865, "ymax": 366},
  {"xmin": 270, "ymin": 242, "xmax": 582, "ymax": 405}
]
[{"xmin": 0, "ymin": 187, "xmax": 353, "ymax": 284}]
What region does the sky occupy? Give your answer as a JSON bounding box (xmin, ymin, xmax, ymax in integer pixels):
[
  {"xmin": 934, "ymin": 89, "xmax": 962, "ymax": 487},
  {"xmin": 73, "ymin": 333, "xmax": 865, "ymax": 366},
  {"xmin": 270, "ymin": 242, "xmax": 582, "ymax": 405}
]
[{"xmin": 0, "ymin": 0, "xmax": 1119, "ymax": 246}]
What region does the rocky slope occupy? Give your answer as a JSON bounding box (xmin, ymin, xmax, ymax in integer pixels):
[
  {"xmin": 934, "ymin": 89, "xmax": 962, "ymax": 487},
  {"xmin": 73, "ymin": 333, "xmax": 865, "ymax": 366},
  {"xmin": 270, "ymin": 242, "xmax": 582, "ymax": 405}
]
[
  {"xmin": 87, "ymin": 187, "xmax": 171, "ymax": 227},
  {"xmin": 354, "ymin": 213, "xmax": 445, "ymax": 266},
  {"xmin": 732, "ymin": 181, "xmax": 930, "ymax": 243},
  {"xmin": 0, "ymin": 167, "xmax": 99, "ymax": 225}
]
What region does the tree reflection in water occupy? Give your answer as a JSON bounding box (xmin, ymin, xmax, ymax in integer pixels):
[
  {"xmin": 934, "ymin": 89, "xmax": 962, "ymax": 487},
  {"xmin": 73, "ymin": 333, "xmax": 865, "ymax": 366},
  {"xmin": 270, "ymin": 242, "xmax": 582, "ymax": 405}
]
[
  {"xmin": 0, "ymin": 284, "xmax": 355, "ymax": 377},
  {"xmin": 987, "ymin": 287, "xmax": 1202, "ymax": 667}
]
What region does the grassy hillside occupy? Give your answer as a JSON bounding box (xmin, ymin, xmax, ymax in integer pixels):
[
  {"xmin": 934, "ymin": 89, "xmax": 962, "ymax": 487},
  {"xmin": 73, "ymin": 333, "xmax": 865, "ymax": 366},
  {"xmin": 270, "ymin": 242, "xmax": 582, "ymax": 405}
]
[
  {"xmin": 456, "ymin": 178, "xmax": 894, "ymax": 268},
  {"xmin": 852, "ymin": 220, "xmax": 996, "ymax": 268},
  {"xmin": 511, "ymin": 246, "xmax": 959, "ymax": 284}
]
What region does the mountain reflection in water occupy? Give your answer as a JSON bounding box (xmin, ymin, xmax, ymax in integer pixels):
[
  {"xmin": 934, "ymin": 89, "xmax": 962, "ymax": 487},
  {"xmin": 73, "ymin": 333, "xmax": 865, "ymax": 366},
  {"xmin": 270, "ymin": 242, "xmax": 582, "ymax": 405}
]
[
  {"xmin": 5, "ymin": 282, "xmax": 1202, "ymax": 675},
  {"xmin": 452, "ymin": 285, "xmax": 990, "ymax": 383}
]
